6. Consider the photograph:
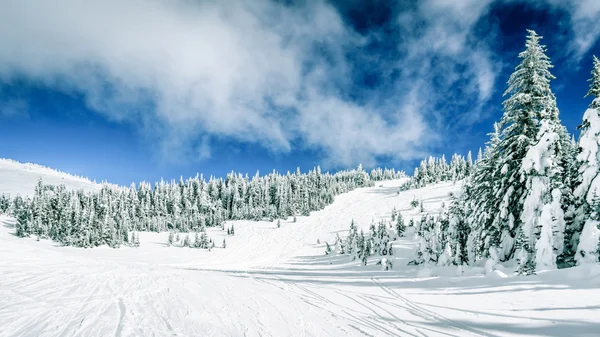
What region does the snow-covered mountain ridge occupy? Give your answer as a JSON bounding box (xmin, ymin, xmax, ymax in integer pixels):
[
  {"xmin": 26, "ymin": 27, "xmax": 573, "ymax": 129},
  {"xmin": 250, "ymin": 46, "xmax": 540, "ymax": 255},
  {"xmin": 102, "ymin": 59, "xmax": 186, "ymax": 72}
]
[{"xmin": 0, "ymin": 158, "xmax": 101, "ymax": 197}]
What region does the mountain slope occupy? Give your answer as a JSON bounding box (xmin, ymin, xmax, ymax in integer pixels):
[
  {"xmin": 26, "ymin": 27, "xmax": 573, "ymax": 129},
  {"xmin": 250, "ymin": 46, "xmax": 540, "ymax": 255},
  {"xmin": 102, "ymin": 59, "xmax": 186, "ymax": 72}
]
[
  {"xmin": 0, "ymin": 159, "xmax": 101, "ymax": 197},
  {"xmin": 1, "ymin": 166, "xmax": 599, "ymax": 336}
]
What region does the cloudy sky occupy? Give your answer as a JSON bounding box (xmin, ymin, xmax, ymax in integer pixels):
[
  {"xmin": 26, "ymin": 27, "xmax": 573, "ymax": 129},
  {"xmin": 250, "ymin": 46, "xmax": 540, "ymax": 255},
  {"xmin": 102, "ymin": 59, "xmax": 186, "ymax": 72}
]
[{"xmin": 1, "ymin": 0, "xmax": 599, "ymax": 185}]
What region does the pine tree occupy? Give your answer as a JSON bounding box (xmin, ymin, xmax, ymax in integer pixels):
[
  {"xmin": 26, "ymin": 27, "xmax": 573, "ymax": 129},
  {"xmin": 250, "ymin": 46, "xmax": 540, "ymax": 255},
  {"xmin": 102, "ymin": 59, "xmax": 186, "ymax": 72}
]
[
  {"xmin": 168, "ymin": 231, "xmax": 174, "ymax": 246},
  {"xmin": 15, "ymin": 199, "xmax": 31, "ymax": 238},
  {"xmin": 466, "ymin": 123, "xmax": 502, "ymax": 262},
  {"xmin": 452, "ymin": 30, "xmax": 570, "ymax": 269},
  {"xmin": 575, "ymin": 194, "xmax": 600, "ymax": 264},
  {"xmin": 133, "ymin": 232, "xmax": 140, "ymax": 247},
  {"xmin": 222, "ymin": 238, "xmax": 227, "ymax": 248},
  {"xmin": 356, "ymin": 230, "xmax": 365, "ymax": 260},
  {"xmin": 376, "ymin": 220, "xmax": 391, "ymax": 256},
  {"xmin": 0, "ymin": 194, "xmax": 10, "ymax": 214},
  {"xmin": 573, "ymin": 56, "xmax": 600, "ymax": 265},
  {"xmin": 396, "ymin": 213, "xmax": 406, "ymax": 237},
  {"xmin": 499, "ymin": 30, "xmax": 568, "ymax": 270},
  {"xmin": 361, "ymin": 239, "xmax": 369, "ymax": 266},
  {"xmin": 364, "ymin": 237, "xmax": 373, "ymax": 258},
  {"xmin": 194, "ymin": 232, "xmax": 200, "ymax": 248},
  {"xmin": 517, "ymin": 96, "xmax": 569, "ymax": 273},
  {"xmin": 346, "ymin": 220, "xmax": 357, "ymax": 256}
]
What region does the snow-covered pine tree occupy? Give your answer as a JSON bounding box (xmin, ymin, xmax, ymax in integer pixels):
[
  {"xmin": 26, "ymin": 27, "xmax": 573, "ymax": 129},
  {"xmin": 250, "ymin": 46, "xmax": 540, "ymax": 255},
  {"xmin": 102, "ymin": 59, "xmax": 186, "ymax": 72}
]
[
  {"xmin": 376, "ymin": 220, "xmax": 391, "ymax": 256},
  {"xmin": 15, "ymin": 197, "xmax": 31, "ymax": 238},
  {"xmin": 168, "ymin": 231, "xmax": 174, "ymax": 246},
  {"xmin": 338, "ymin": 239, "xmax": 346, "ymax": 255},
  {"xmin": 447, "ymin": 193, "xmax": 469, "ymax": 266},
  {"xmin": 576, "ymin": 193, "xmax": 600, "ymax": 264},
  {"xmin": 349, "ymin": 234, "xmax": 359, "ymax": 261},
  {"xmin": 519, "ymin": 119, "xmax": 567, "ymax": 273},
  {"xmin": 369, "ymin": 221, "xmax": 378, "ymax": 253},
  {"xmin": 466, "ymin": 123, "xmax": 502, "ymax": 262},
  {"xmin": 574, "ymin": 56, "xmax": 600, "ymax": 265},
  {"xmin": 357, "ymin": 230, "xmax": 365, "ymax": 261},
  {"xmin": 463, "ymin": 30, "xmax": 569, "ymax": 269},
  {"xmin": 346, "ymin": 219, "xmax": 357, "ymax": 256},
  {"xmin": 223, "ymin": 238, "xmax": 227, "ymax": 248},
  {"xmin": 133, "ymin": 231, "xmax": 140, "ymax": 247},
  {"xmin": 396, "ymin": 212, "xmax": 406, "ymax": 237},
  {"xmin": 0, "ymin": 194, "xmax": 10, "ymax": 214},
  {"xmin": 364, "ymin": 237, "xmax": 373, "ymax": 260},
  {"xmin": 466, "ymin": 151, "xmax": 473, "ymax": 175},
  {"xmin": 194, "ymin": 232, "xmax": 200, "ymax": 248},
  {"xmin": 410, "ymin": 197, "xmax": 419, "ymax": 208}
]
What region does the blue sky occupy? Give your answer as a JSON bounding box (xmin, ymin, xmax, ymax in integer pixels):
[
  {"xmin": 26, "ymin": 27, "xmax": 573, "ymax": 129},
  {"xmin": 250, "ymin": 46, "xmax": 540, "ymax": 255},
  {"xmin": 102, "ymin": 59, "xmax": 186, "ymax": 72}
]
[{"xmin": 1, "ymin": 0, "xmax": 599, "ymax": 186}]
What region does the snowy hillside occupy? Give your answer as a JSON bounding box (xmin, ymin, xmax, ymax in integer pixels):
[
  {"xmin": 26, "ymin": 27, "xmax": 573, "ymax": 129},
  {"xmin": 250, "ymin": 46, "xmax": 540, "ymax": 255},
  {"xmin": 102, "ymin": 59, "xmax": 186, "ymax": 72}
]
[
  {"xmin": 0, "ymin": 159, "xmax": 101, "ymax": 197},
  {"xmin": 1, "ymin": 178, "xmax": 599, "ymax": 337}
]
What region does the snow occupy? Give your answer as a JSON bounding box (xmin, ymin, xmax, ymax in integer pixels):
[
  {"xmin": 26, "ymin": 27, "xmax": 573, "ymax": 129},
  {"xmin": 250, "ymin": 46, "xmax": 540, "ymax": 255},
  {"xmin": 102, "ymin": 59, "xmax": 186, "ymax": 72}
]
[
  {"xmin": 575, "ymin": 107, "xmax": 600, "ymax": 204},
  {"xmin": 576, "ymin": 219, "xmax": 600, "ymax": 265},
  {"xmin": 0, "ymin": 158, "xmax": 101, "ymax": 197},
  {"xmin": 521, "ymin": 120, "xmax": 559, "ymax": 175},
  {"xmin": 1, "ymin": 175, "xmax": 600, "ymax": 336}
]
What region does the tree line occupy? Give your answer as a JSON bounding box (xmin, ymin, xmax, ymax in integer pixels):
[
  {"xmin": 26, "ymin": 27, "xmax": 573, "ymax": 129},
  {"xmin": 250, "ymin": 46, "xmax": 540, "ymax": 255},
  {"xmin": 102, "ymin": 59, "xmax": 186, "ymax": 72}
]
[{"xmin": 1, "ymin": 166, "xmax": 404, "ymax": 248}]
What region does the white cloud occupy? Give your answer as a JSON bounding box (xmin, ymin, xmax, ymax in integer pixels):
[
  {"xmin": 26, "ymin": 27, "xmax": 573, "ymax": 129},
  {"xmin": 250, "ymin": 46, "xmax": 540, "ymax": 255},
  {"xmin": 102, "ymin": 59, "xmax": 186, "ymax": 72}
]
[
  {"xmin": 0, "ymin": 0, "xmax": 434, "ymax": 167},
  {"xmin": 542, "ymin": 0, "xmax": 600, "ymax": 61},
  {"xmin": 3, "ymin": 0, "xmax": 596, "ymax": 168},
  {"xmin": 394, "ymin": 0, "xmax": 500, "ymax": 128}
]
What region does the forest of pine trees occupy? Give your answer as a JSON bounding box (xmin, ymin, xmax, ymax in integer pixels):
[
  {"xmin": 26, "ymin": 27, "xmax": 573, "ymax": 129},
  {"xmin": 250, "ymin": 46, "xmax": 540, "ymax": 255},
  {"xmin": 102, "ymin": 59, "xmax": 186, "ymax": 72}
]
[
  {"xmin": 399, "ymin": 153, "xmax": 474, "ymax": 190},
  {"xmin": 1, "ymin": 165, "xmax": 402, "ymax": 248},
  {"xmin": 413, "ymin": 30, "xmax": 600, "ymax": 273},
  {"xmin": 329, "ymin": 218, "xmax": 398, "ymax": 270}
]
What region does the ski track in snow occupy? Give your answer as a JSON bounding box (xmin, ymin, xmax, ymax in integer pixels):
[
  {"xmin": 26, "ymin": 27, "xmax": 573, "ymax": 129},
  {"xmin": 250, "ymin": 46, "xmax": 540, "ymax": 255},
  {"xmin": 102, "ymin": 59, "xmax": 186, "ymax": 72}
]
[{"xmin": 2, "ymin": 178, "xmax": 600, "ymax": 336}]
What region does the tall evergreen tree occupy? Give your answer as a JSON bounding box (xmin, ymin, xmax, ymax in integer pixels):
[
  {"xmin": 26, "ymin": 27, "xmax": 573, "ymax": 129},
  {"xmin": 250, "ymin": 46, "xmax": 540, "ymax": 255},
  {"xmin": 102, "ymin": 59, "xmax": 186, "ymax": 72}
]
[
  {"xmin": 492, "ymin": 30, "xmax": 564, "ymax": 264},
  {"xmin": 574, "ymin": 56, "xmax": 600, "ymax": 265}
]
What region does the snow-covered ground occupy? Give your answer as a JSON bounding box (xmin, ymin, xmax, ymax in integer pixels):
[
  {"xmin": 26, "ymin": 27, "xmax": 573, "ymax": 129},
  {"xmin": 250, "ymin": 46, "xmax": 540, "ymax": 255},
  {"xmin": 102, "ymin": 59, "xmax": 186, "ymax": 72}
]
[
  {"xmin": 0, "ymin": 159, "xmax": 101, "ymax": 197},
  {"xmin": 1, "ymin": 174, "xmax": 600, "ymax": 336}
]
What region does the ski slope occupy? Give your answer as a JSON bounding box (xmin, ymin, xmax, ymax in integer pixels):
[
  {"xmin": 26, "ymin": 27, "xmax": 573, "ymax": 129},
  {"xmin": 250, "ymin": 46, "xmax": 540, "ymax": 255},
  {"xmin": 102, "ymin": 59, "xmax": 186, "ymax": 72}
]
[
  {"xmin": 0, "ymin": 159, "xmax": 101, "ymax": 197},
  {"xmin": 1, "ymin": 174, "xmax": 600, "ymax": 336}
]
